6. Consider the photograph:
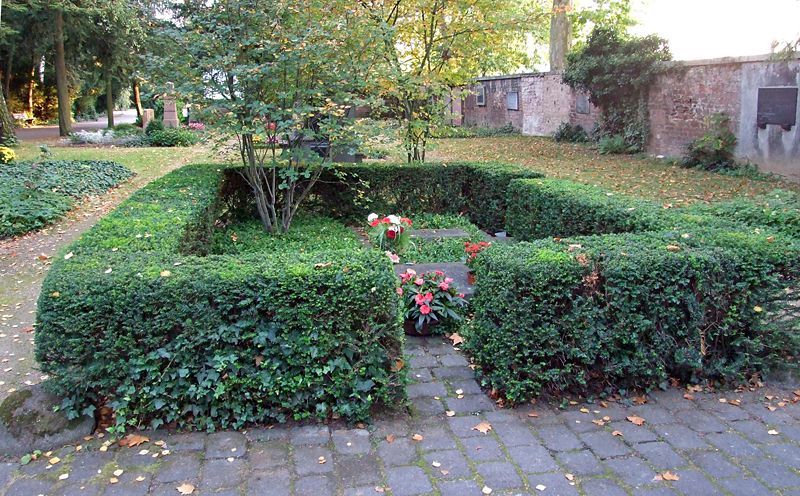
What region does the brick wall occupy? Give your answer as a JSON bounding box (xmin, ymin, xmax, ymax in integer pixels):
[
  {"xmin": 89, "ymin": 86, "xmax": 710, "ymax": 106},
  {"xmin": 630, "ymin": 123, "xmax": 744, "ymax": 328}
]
[
  {"xmin": 462, "ymin": 72, "xmax": 599, "ymax": 136},
  {"xmin": 647, "ymin": 62, "xmax": 742, "ymax": 156}
]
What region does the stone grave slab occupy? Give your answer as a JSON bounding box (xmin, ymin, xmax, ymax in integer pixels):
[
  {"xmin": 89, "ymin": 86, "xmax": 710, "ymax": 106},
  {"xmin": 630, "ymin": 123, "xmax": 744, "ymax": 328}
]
[{"xmin": 409, "ymin": 229, "xmax": 469, "ymax": 240}]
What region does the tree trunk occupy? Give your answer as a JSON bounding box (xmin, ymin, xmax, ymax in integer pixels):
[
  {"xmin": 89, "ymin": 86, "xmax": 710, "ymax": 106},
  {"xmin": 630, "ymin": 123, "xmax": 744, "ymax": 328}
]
[
  {"xmin": 0, "ymin": 90, "xmax": 17, "ymax": 145},
  {"xmin": 549, "ymin": 0, "xmax": 572, "ymax": 72},
  {"xmin": 106, "ymin": 69, "xmax": 115, "ymax": 128},
  {"xmin": 28, "ymin": 61, "xmax": 36, "ymax": 115},
  {"xmin": 54, "ymin": 9, "xmax": 72, "ymax": 136},
  {"xmin": 2, "ymin": 50, "xmax": 12, "ymax": 100},
  {"xmin": 132, "ymin": 78, "xmax": 143, "ymax": 118}
]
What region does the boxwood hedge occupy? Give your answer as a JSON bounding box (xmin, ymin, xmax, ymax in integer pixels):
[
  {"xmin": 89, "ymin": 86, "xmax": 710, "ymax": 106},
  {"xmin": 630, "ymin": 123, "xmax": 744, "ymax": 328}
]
[{"xmin": 35, "ymin": 164, "xmax": 404, "ymax": 430}]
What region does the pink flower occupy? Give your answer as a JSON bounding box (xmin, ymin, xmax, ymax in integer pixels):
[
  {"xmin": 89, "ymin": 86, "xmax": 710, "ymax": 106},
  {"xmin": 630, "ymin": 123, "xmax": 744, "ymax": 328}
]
[
  {"xmin": 435, "ymin": 270, "xmax": 445, "ymax": 276},
  {"xmin": 406, "ymin": 269, "xmax": 417, "ymax": 276},
  {"xmin": 444, "ymin": 277, "xmax": 454, "ymax": 284},
  {"xmin": 458, "ymin": 293, "xmax": 465, "ymax": 298},
  {"xmin": 424, "ymin": 292, "xmax": 434, "ymax": 302},
  {"xmin": 414, "ymin": 278, "xmax": 424, "ymax": 286},
  {"xmin": 396, "ymin": 287, "xmax": 404, "ymax": 296},
  {"xmin": 439, "ymin": 282, "xmax": 449, "ymax": 291},
  {"xmin": 414, "ymin": 294, "xmax": 426, "ymax": 305},
  {"xmin": 385, "ymin": 251, "xmax": 400, "ymax": 263},
  {"xmin": 419, "ymin": 304, "xmax": 432, "ymax": 315}
]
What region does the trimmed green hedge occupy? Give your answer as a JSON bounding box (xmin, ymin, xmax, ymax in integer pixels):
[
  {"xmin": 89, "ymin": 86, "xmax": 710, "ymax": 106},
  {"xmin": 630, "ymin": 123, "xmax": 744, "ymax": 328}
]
[
  {"xmin": 0, "ymin": 160, "xmax": 134, "ymax": 237},
  {"xmin": 687, "ymin": 189, "xmax": 800, "ymax": 239},
  {"xmin": 465, "ymin": 228, "xmax": 800, "ymax": 402},
  {"xmin": 505, "ymin": 178, "xmax": 667, "ymax": 240},
  {"xmin": 35, "ymin": 164, "xmax": 405, "ymax": 430},
  {"xmin": 302, "ymin": 161, "xmax": 543, "ymax": 232}
]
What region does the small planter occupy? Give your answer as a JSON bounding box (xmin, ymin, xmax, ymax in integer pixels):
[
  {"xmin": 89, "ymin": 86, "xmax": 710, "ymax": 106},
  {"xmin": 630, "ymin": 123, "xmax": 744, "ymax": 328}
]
[
  {"xmin": 404, "ymin": 319, "xmax": 437, "ymax": 337},
  {"xmin": 467, "ymin": 270, "xmax": 476, "ymax": 286}
]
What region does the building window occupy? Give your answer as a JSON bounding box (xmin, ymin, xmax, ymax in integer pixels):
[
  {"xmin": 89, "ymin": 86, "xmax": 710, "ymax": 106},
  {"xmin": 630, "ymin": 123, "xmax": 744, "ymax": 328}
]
[
  {"xmin": 476, "ymin": 85, "xmax": 486, "ymax": 106},
  {"xmin": 507, "ymin": 91, "xmax": 519, "ymax": 111}
]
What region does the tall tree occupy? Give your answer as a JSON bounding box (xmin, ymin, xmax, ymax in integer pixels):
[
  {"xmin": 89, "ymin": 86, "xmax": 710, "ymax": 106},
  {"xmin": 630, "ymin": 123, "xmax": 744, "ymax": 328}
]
[
  {"xmin": 53, "ymin": 6, "xmax": 71, "ymax": 135},
  {"xmin": 549, "ymin": 0, "xmax": 571, "ymax": 71}
]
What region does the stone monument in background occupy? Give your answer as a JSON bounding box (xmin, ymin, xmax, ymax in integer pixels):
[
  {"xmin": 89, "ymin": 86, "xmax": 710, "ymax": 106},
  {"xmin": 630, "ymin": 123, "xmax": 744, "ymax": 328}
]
[{"xmin": 162, "ymin": 82, "xmax": 180, "ymax": 129}]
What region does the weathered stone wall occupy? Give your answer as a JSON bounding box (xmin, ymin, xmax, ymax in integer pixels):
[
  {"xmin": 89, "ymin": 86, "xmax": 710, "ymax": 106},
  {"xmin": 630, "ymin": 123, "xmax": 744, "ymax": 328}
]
[{"xmin": 462, "ymin": 72, "xmax": 598, "ymax": 136}]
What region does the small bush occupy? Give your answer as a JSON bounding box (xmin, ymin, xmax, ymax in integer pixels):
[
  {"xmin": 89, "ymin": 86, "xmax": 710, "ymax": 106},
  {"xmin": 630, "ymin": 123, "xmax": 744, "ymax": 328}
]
[
  {"xmin": 68, "ymin": 129, "xmax": 147, "ymax": 147},
  {"xmin": 553, "ymin": 123, "xmax": 589, "ymax": 143},
  {"xmin": 145, "ymin": 119, "xmax": 165, "ymax": 136},
  {"xmin": 598, "ymin": 134, "xmax": 637, "ymax": 154},
  {"xmin": 0, "ymin": 146, "xmax": 16, "ymax": 164},
  {"xmin": 682, "ymin": 113, "xmax": 737, "ymax": 171},
  {"xmin": 0, "ymin": 185, "xmax": 74, "ymax": 237},
  {"xmin": 147, "ymin": 128, "xmax": 200, "ymax": 147}
]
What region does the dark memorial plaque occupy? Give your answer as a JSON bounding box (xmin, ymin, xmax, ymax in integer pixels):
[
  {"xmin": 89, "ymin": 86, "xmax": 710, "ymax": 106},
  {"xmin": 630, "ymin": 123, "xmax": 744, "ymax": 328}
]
[{"xmin": 757, "ymin": 87, "xmax": 798, "ymax": 130}]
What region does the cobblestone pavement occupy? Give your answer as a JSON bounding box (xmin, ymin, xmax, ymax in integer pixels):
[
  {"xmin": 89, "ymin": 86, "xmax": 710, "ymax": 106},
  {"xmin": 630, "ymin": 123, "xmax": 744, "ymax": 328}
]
[{"xmin": 3, "ymin": 336, "xmax": 800, "ymax": 495}]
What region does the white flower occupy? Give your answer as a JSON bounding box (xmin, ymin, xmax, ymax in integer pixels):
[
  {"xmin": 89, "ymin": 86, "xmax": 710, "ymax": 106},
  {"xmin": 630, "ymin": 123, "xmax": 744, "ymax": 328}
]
[
  {"xmin": 387, "ymin": 214, "xmax": 400, "ymax": 224},
  {"xmin": 367, "ymin": 213, "xmax": 378, "ymax": 222},
  {"xmin": 385, "ymin": 251, "xmax": 400, "ymax": 263}
]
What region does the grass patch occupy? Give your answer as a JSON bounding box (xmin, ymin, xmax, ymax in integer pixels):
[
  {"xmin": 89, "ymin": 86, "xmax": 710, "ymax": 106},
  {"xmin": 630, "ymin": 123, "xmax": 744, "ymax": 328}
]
[{"xmin": 402, "ymin": 213, "xmax": 486, "ymax": 264}]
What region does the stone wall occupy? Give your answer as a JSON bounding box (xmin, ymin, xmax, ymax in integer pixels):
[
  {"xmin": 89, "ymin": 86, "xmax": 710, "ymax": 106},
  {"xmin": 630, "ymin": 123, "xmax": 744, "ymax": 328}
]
[{"xmin": 648, "ymin": 54, "xmax": 800, "ymax": 181}]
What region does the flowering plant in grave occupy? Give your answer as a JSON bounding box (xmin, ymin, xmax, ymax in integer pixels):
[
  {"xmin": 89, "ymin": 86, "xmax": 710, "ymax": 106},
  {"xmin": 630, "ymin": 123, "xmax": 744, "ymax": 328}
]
[
  {"xmin": 367, "ymin": 213, "xmax": 412, "ymax": 257},
  {"xmin": 464, "ymin": 241, "xmax": 491, "ymax": 268},
  {"xmin": 398, "ymin": 269, "xmax": 467, "ymax": 332}
]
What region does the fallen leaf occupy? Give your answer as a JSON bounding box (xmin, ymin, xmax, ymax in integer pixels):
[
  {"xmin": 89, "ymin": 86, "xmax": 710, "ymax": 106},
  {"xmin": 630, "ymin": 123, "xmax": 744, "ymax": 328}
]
[
  {"xmin": 432, "ymin": 461, "xmax": 441, "ymax": 468},
  {"xmin": 446, "ymin": 410, "xmax": 455, "ymax": 417},
  {"xmin": 136, "ymin": 476, "xmax": 146, "ymax": 482},
  {"xmin": 318, "ymin": 456, "xmax": 327, "ymax": 464},
  {"xmin": 633, "ymin": 395, "xmax": 648, "ymax": 405},
  {"xmin": 482, "ymin": 486, "xmax": 493, "ymax": 495},
  {"xmin": 528, "ymin": 411, "xmax": 539, "ymax": 418},
  {"xmin": 109, "ymin": 477, "xmax": 119, "ymax": 484},
  {"xmin": 160, "ymin": 270, "xmax": 172, "ymax": 277},
  {"xmin": 565, "ymin": 473, "xmax": 575, "ymax": 481},
  {"xmin": 687, "ymin": 384, "xmax": 702, "ymax": 392},
  {"xmin": 579, "ymin": 407, "xmax": 590, "ymax": 414},
  {"xmin": 611, "ymin": 430, "xmax": 623, "ymax": 437},
  {"xmin": 391, "ymin": 359, "xmax": 405, "ymax": 372},
  {"xmin": 58, "ymin": 473, "xmax": 69, "ymax": 480},
  {"xmin": 592, "ymin": 419, "xmax": 605, "ymax": 426},
  {"xmin": 599, "ymin": 401, "xmax": 608, "ymax": 408},
  {"xmin": 120, "ymin": 434, "xmax": 149, "ymax": 448},
  {"xmin": 314, "ymin": 262, "xmax": 332, "ymax": 268},
  {"xmin": 374, "ymin": 486, "xmax": 386, "ymax": 493},
  {"xmin": 666, "ymin": 244, "xmax": 681, "ymax": 252},
  {"xmin": 440, "ymin": 469, "xmax": 449, "ymax": 475},
  {"xmin": 48, "ymin": 457, "xmax": 61, "ymax": 465},
  {"xmin": 449, "ymin": 333, "xmax": 464, "ymax": 346},
  {"xmin": 660, "ymin": 471, "xmax": 680, "ymax": 481},
  {"xmin": 64, "ymin": 252, "xmax": 74, "ymax": 260},
  {"xmin": 176, "ymin": 482, "xmax": 195, "ymax": 495},
  {"xmin": 626, "ymin": 415, "xmax": 645, "ymax": 426},
  {"xmin": 683, "ymin": 393, "xmax": 695, "ymax": 401},
  {"xmin": 472, "ymin": 421, "xmax": 492, "ymax": 434},
  {"xmin": 412, "ymin": 434, "xmax": 424, "ymax": 442},
  {"xmin": 113, "ymin": 469, "xmax": 124, "ymax": 477},
  {"xmin": 385, "ymin": 434, "xmax": 396, "ymax": 444},
  {"xmin": 535, "ymin": 484, "xmax": 547, "ymax": 491}
]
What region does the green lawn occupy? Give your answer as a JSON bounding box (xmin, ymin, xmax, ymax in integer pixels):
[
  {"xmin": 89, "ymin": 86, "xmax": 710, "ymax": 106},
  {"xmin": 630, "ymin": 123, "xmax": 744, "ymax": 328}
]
[{"xmin": 428, "ymin": 136, "xmax": 799, "ymax": 205}]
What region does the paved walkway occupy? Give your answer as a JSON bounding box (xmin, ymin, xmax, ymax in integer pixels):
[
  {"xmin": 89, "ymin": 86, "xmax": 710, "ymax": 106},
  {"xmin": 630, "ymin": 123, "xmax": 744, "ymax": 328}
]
[
  {"xmin": 2, "ymin": 336, "xmax": 800, "ymax": 495},
  {"xmin": 14, "ymin": 110, "xmax": 138, "ymax": 142}
]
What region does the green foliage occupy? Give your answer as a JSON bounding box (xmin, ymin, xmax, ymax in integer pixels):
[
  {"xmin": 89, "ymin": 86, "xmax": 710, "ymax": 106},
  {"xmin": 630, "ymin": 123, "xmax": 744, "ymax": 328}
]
[
  {"xmin": 553, "ymin": 123, "xmax": 590, "ymax": 143},
  {"xmin": 433, "ymin": 124, "xmax": 519, "ymax": 139},
  {"xmin": 398, "ymin": 268, "xmax": 467, "ymax": 333},
  {"xmin": 688, "ymin": 190, "xmax": 800, "ymax": 239},
  {"xmin": 681, "ymin": 113, "xmax": 738, "ymax": 171},
  {"xmin": 145, "ymin": 119, "xmax": 164, "ymax": 136},
  {"xmin": 401, "ymin": 213, "xmax": 486, "ymax": 264},
  {"xmin": 598, "ymin": 134, "xmax": 638, "ymax": 155},
  {"xmin": 465, "ymin": 229, "xmax": 800, "ymax": 403},
  {"xmin": 298, "ymin": 161, "xmax": 543, "ymax": 232},
  {"xmin": 35, "ymin": 164, "xmax": 405, "ymax": 430},
  {"xmin": 0, "ymin": 146, "xmax": 16, "ymax": 164},
  {"xmin": 212, "ymin": 214, "xmax": 363, "ymax": 255},
  {"xmin": 0, "ymin": 160, "xmax": 133, "ymax": 237},
  {"xmin": 563, "ymin": 26, "xmax": 671, "ymax": 151},
  {"xmin": 147, "ymin": 128, "xmax": 200, "ymax": 147},
  {"xmin": 505, "ymin": 178, "xmax": 666, "ymax": 240}
]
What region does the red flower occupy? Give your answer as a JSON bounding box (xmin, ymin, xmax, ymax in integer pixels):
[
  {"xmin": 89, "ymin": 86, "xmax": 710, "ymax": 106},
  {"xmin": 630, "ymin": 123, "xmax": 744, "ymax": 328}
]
[
  {"xmin": 419, "ymin": 304, "xmax": 432, "ymax": 315},
  {"xmin": 369, "ymin": 219, "xmax": 380, "ymax": 227},
  {"xmin": 387, "ymin": 230, "xmax": 397, "ymax": 239},
  {"xmin": 401, "ymin": 217, "xmax": 413, "ymax": 226},
  {"xmin": 458, "ymin": 293, "xmax": 465, "ymax": 298},
  {"xmin": 435, "ymin": 270, "xmax": 445, "ymax": 276}
]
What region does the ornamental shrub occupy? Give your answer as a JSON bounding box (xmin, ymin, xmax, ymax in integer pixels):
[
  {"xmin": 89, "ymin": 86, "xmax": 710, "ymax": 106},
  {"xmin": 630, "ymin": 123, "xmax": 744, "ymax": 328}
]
[
  {"xmin": 0, "ymin": 146, "xmax": 15, "ymax": 164},
  {"xmin": 553, "ymin": 123, "xmax": 590, "ymax": 143},
  {"xmin": 465, "ymin": 230, "xmax": 800, "ymax": 403},
  {"xmin": 35, "ymin": 164, "xmax": 405, "ymax": 430},
  {"xmin": 147, "ymin": 128, "xmax": 200, "ymax": 147},
  {"xmin": 681, "ymin": 113, "xmax": 737, "ymax": 171}
]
